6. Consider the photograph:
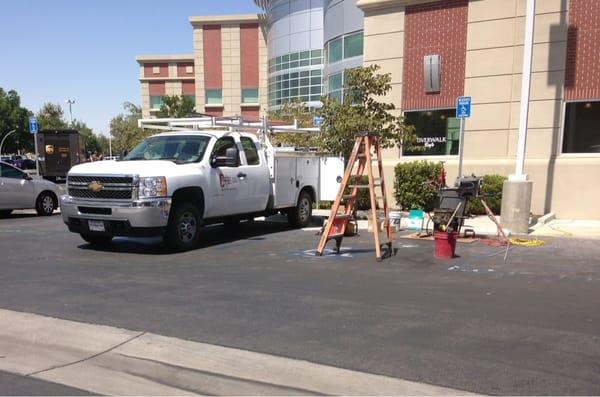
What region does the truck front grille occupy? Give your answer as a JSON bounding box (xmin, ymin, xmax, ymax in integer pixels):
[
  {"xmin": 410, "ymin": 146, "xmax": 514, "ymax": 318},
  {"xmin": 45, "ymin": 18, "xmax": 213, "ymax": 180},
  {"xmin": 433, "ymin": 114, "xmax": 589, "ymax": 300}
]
[{"xmin": 68, "ymin": 175, "xmax": 136, "ymax": 201}]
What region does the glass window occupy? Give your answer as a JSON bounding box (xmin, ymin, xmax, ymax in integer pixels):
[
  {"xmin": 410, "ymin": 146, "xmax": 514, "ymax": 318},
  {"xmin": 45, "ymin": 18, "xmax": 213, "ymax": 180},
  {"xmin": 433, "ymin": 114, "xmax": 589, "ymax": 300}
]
[
  {"xmin": 124, "ymin": 135, "xmax": 211, "ymax": 163},
  {"xmin": 241, "ymin": 88, "xmax": 259, "ymax": 104},
  {"xmin": 344, "ymin": 32, "xmax": 364, "ymax": 59},
  {"xmin": 282, "ymin": 54, "xmax": 289, "ymax": 62},
  {"xmin": 311, "ymin": 49, "xmax": 322, "ymax": 58},
  {"xmin": 328, "ymin": 38, "xmax": 343, "ymax": 64},
  {"xmin": 290, "ymin": 88, "xmax": 299, "ymax": 97},
  {"xmin": 205, "ymin": 89, "xmax": 222, "ymax": 105},
  {"xmin": 403, "ymin": 109, "xmax": 460, "ymax": 156},
  {"xmin": 290, "ymin": 52, "xmax": 299, "ymax": 61},
  {"xmin": 311, "ymin": 57, "xmax": 322, "ymax": 65},
  {"xmin": 310, "ymin": 86, "xmax": 322, "ymax": 95},
  {"xmin": 150, "ymin": 96, "xmax": 163, "ymax": 109},
  {"xmin": 300, "ymin": 51, "xmax": 310, "ymax": 60},
  {"xmin": 328, "ymin": 72, "xmax": 343, "ymax": 92},
  {"xmin": 563, "ymin": 101, "xmax": 600, "ymax": 153},
  {"xmin": 311, "ymin": 77, "xmax": 322, "ymax": 85},
  {"xmin": 211, "ymin": 137, "xmax": 237, "ymax": 159},
  {"xmin": 299, "ymin": 70, "xmax": 309, "ymax": 78},
  {"xmin": 289, "ymin": 60, "xmax": 299, "ymax": 68},
  {"xmin": 0, "ymin": 163, "xmax": 25, "ymax": 179},
  {"xmin": 299, "ymin": 59, "xmax": 310, "ymax": 67},
  {"xmin": 300, "ymin": 78, "xmax": 310, "ymax": 87},
  {"xmin": 185, "ymin": 95, "xmax": 196, "ymax": 106},
  {"xmin": 300, "ymin": 87, "xmax": 310, "ymax": 96},
  {"xmin": 241, "ymin": 137, "xmax": 260, "ymax": 165},
  {"xmin": 329, "ymin": 90, "xmax": 342, "ymax": 103},
  {"xmin": 311, "ymin": 69, "xmax": 321, "ymax": 77},
  {"xmin": 290, "ymin": 79, "xmax": 299, "ymax": 88}
]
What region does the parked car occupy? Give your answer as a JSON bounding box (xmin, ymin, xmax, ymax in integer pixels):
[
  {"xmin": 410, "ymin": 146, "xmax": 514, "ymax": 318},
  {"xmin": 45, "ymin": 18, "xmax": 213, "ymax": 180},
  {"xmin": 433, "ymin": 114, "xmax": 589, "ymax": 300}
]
[
  {"xmin": 0, "ymin": 156, "xmax": 13, "ymax": 165},
  {"xmin": 0, "ymin": 161, "xmax": 60, "ymax": 217}
]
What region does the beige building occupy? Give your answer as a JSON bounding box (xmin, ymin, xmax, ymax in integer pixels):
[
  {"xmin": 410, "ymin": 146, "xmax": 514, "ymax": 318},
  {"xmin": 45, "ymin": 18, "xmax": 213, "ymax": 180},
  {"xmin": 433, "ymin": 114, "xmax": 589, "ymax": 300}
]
[
  {"xmin": 358, "ymin": 0, "xmax": 600, "ymax": 219},
  {"xmin": 138, "ymin": 14, "xmax": 268, "ymax": 120}
]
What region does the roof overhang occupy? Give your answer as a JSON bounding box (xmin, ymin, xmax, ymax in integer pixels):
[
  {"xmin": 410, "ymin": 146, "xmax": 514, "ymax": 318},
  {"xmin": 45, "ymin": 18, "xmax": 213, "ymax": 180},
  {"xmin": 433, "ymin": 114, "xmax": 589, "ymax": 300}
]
[
  {"xmin": 357, "ymin": 0, "xmax": 445, "ymax": 11},
  {"xmin": 189, "ymin": 14, "xmax": 261, "ymax": 27},
  {"xmin": 136, "ymin": 54, "xmax": 194, "ymax": 64}
]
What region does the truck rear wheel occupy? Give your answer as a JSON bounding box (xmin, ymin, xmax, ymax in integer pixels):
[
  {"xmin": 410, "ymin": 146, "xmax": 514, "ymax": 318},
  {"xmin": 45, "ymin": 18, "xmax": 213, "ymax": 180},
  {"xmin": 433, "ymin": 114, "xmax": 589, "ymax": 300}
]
[
  {"xmin": 80, "ymin": 234, "xmax": 113, "ymax": 245},
  {"xmin": 164, "ymin": 202, "xmax": 202, "ymax": 251},
  {"xmin": 288, "ymin": 190, "xmax": 313, "ymax": 228}
]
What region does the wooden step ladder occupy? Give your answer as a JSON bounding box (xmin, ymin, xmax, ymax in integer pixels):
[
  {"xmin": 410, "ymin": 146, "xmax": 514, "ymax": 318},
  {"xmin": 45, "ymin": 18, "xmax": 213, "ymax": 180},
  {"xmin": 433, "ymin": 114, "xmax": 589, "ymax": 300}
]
[{"xmin": 316, "ymin": 133, "xmax": 394, "ymax": 262}]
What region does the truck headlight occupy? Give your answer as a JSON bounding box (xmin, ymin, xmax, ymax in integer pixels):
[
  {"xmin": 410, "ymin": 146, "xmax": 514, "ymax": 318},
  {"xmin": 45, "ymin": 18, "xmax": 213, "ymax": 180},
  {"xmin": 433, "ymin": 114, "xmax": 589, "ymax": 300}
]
[{"xmin": 139, "ymin": 176, "xmax": 167, "ymax": 198}]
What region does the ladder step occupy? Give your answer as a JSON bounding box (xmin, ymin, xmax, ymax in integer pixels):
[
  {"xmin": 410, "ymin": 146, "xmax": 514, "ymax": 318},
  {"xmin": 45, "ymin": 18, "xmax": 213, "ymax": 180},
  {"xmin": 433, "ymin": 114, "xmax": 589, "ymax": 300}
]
[
  {"xmin": 342, "ymin": 194, "xmax": 357, "ymax": 199},
  {"xmin": 348, "ymin": 184, "xmax": 381, "ymax": 189},
  {"xmin": 357, "ymin": 154, "xmax": 379, "ymax": 161},
  {"xmin": 332, "ymin": 214, "xmax": 352, "ymax": 220}
]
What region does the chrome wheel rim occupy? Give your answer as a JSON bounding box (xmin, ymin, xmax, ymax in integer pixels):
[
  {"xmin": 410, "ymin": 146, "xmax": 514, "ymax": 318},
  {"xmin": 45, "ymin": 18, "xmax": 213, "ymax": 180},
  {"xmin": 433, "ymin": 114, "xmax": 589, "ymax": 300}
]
[
  {"xmin": 178, "ymin": 211, "xmax": 197, "ymax": 243},
  {"xmin": 42, "ymin": 196, "xmax": 54, "ymax": 213},
  {"xmin": 299, "ymin": 197, "xmax": 311, "ymax": 223}
]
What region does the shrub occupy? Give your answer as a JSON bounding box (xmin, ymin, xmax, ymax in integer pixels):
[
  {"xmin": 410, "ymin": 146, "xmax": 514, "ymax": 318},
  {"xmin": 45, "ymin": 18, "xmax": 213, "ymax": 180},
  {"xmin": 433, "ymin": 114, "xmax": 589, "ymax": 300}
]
[
  {"xmin": 466, "ymin": 174, "xmax": 506, "ymax": 215},
  {"xmin": 344, "ymin": 176, "xmax": 376, "ymax": 210},
  {"xmin": 394, "ymin": 161, "xmax": 443, "ymax": 211}
]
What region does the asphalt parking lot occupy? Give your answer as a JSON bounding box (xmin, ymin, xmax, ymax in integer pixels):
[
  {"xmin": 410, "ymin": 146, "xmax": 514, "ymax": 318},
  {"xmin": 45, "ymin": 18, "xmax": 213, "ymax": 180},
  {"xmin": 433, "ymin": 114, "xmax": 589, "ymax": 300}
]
[{"xmin": 1, "ymin": 212, "xmax": 599, "ymax": 395}]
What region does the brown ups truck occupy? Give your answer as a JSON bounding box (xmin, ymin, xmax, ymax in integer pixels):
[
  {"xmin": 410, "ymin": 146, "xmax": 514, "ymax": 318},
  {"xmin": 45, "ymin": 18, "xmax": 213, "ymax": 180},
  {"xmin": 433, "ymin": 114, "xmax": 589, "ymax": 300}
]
[{"xmin": 36, "ymin": 129, "xmax": 85, "ymax": 182}]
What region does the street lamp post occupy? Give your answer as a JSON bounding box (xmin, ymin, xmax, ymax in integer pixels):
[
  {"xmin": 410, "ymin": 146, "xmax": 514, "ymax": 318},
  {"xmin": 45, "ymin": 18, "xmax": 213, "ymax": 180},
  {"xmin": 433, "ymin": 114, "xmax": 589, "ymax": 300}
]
[
  {"xmin": 0, "ymin": 130, "xmax": 16, "ymax": 158},
  {"xmin": 501, "ymin": 0, "xmax": 536, "ymax": 234},
  {"xmin": 65, "ymin": 99, "xmax": 76, "ymax": 126}
]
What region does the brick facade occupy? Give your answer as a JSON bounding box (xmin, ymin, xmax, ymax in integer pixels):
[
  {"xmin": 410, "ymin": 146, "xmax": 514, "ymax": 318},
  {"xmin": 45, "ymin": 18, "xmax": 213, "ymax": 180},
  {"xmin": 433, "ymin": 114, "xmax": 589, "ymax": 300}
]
[
  {"xmin": 565, "ymin": 0, "xmax": 600, "ymax": 100},
  {"xmin": 402, "ymin": 0, "xmax": 468, "ymax": 110}
]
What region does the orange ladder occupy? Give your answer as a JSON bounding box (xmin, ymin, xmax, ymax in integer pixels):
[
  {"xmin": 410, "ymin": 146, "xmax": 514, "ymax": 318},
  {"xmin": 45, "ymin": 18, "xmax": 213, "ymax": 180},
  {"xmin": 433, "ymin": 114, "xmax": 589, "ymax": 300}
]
[{"xmin": 316, "ymin": 133, "xmax": 394, "ymax": 262}]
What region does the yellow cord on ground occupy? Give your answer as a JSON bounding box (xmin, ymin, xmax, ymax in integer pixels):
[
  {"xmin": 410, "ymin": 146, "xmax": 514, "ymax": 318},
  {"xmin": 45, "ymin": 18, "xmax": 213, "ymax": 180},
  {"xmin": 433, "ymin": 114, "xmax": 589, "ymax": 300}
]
[{"xmin": 509, "ymin": 238, "xmax": 545, "ymax": 247}]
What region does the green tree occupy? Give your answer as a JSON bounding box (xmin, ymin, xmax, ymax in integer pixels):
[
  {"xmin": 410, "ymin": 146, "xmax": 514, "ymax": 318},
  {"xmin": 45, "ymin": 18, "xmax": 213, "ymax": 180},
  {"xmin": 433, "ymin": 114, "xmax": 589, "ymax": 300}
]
[
  {"xmin": 318, "ymin": 65, "xmax": 418, "ymax": 159},
  {"xmin": 36, "ymin": 103, "xmax": 68, "ymax": 130},
  {"xmin": 110, "ymin": 102, "xmax": 152, "ymax": 154},
  {"xmin": 268, "ymin": 99, "xmax": 320, "ymax": 148},
  {"xmin": 156, "ymin": 95, "xmax": 196, "ymax": 118},
  {"xmin": 0, "ymin": 88, "xmax": 33, "ymax": 153}
]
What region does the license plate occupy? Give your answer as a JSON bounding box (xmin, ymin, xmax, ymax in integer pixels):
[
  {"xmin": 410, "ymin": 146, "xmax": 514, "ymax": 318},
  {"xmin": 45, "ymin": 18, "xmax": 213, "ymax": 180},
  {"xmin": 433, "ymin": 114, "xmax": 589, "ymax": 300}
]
[{"xmin": 88, "ymin": 220, "xmax": 105, "ymax": 232}]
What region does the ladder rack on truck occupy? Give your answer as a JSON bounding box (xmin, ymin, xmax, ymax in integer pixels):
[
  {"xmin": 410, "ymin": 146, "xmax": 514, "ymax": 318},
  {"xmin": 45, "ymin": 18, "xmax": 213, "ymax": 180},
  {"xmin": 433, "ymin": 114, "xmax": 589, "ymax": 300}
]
[{"xmin": 137, "ymin": 115, "xmax": 344, "ymax": 209}]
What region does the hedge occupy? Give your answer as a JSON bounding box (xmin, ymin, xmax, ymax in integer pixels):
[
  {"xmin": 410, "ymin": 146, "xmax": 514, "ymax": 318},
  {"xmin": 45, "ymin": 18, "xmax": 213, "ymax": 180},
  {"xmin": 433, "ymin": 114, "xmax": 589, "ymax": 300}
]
[
  {"xmin": 466, "ymin": 174, "xmax": 506, "ymax": 215},
  {"xmin": 393, "ymin": 161, "xmax": 443, "ymax": 211}
]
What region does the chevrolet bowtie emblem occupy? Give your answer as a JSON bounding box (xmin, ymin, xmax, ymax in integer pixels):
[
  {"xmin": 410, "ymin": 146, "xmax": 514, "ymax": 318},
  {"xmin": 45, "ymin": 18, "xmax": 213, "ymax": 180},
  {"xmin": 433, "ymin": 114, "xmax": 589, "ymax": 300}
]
[{"xmin": 88, "ymin": 181, "xmax": 104, "ymax": 192}]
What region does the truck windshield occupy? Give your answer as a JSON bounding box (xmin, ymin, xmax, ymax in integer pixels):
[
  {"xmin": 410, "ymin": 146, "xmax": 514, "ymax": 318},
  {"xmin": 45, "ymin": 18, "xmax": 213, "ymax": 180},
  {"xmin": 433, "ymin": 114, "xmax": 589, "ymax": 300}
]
[{"xmin": 123, "ymin": 135, "xmax": 210, "ymax": 164}]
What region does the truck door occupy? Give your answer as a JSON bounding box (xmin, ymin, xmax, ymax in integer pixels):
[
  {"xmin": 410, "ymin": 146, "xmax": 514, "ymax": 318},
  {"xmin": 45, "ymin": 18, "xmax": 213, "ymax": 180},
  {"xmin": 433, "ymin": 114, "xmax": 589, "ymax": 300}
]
[
  {"xmin": 0, "ymin": 163, "xmax": 34, "ymax": 209},
  {"xmin": 208, "ymin": 136, "xmax": 246, "ymax": 217},
  {"xmin": 44, "ymin": 134, "xmax": 71, "ymax": 177},
  {"xmin": 239, "ymin": 136, "xmax": 269, "ymax": 213}
]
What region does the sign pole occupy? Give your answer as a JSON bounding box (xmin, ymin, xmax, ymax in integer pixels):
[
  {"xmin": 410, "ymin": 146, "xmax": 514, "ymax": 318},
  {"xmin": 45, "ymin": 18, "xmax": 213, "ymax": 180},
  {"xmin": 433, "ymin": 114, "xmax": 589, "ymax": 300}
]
[
  {"xmin": 29, "ymin": 117, "xmax": 39, "ymax": 176},
  {"xmin": 456, "ymin": 116, "xmax": 465, "ymax": 183},
  {"xmin": 455, "ymin": 96, "xmax": 471, "ymax": 186}
]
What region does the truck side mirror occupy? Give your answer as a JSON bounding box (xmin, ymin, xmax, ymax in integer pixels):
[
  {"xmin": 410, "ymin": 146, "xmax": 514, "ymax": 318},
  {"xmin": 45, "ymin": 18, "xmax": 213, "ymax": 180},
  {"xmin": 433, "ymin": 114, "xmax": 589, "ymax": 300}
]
[{"xmin": 211, "ymin": 147, "xmax": 239, "ymax": 168}]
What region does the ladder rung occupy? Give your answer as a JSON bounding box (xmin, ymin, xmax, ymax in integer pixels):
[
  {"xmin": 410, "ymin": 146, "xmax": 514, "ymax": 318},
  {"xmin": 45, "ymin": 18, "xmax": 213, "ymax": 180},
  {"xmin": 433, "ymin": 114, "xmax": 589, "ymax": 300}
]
[
  {"xmin": 357, "ymin": 154, "xmax": 379, "ymax": 161},
  {"xmin": 350, "ymin": 176, "xmax": 381, "ymax": 182},
  {"xmin": 342, "ymin": 194, "xmax": 357, "ymax": 199},
  {"xmin": 348, "ymin": 184, "xmax": 380, "ymax": 189},
  {"xmin": 332, "ymin": 214, "xmax": 351, "ymax": 220}
]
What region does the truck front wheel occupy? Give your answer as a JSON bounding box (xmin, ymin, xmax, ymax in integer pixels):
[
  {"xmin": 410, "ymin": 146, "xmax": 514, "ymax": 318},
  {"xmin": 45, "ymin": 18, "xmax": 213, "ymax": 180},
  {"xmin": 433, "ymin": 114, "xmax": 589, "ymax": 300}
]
[
  {"xmin": 288, "ymin": 190, "xmax": 313, "ymax": 228},
  {"xmin": 164, "ymin": 202, "xmax": 202, "ymax": 251}
]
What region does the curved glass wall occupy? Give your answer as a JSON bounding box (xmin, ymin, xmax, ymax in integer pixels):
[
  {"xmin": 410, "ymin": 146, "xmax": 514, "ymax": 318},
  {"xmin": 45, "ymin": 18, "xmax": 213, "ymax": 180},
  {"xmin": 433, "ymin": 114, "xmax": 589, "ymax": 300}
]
[
  {"xmin": 323, "ymin": 0, "xmax": 364, "ymax": 100},
  {"xmin": 256, "ymin": 0, "xmax": 325, "ymax": 109}
]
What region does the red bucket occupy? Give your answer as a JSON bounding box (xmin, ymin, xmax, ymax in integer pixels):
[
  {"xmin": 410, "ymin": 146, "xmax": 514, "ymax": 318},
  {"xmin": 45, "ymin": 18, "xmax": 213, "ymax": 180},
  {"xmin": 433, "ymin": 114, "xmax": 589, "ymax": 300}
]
[{"xmin": 434, "ymin": 231, "xmax": 458, "ymax": 259}]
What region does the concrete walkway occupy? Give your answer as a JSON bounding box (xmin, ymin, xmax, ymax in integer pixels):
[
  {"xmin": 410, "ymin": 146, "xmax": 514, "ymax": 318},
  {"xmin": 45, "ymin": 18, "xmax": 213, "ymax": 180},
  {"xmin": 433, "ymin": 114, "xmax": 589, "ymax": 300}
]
[{"xmin": 0, "ymin": 309, "xmax": 471, "ymax": 396}]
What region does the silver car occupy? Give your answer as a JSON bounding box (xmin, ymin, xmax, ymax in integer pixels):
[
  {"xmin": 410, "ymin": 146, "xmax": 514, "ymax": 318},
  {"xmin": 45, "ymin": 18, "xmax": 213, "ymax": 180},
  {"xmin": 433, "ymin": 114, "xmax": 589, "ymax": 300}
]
[{"xmin": 0, "ymin": 161, "xmax": 60, "ymax": 217}]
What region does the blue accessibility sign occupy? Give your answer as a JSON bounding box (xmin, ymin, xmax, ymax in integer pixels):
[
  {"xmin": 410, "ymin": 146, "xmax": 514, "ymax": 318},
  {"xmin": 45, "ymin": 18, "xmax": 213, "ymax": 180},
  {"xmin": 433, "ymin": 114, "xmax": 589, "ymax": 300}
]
[
  {"xmin": 456, "ymin": 96, "xmax": 471, "ymax": 119},
  {"xmin": 312, "ymin": 115, "xmax": 324, "ymax": 127},
  {"xmin": 29, "ymin": 117, "xmax": 38, "ymax": 134}
]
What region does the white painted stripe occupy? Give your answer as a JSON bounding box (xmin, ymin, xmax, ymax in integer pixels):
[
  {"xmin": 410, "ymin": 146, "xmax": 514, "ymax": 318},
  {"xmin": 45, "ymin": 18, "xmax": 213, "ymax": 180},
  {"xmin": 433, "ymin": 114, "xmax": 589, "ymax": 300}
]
[{"xmin": 0, "ymin": 309, "xmax": 474, "ymax": 396}]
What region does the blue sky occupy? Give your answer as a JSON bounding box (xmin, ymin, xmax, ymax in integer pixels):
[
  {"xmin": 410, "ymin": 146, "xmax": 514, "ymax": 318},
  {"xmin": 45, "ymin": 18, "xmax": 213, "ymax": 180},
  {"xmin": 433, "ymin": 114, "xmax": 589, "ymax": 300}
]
[{"xmin": 0, "ymin": 0, "xmax": 262, "ymax": 136}]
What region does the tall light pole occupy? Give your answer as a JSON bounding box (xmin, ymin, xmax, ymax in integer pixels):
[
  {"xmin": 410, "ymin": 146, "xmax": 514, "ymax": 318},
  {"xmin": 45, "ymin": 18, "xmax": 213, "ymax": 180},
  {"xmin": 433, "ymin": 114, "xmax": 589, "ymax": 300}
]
[
  {"xmin": 65, "ymin": 99, "xmax": 76, "ymax": 126},
  {"xmin": 0, "ymin": 130, "xmax": 16, "ymax": 157},
  {"xmin": 501, "ymin": 0, "xmax": 536, "ymax": 234}
]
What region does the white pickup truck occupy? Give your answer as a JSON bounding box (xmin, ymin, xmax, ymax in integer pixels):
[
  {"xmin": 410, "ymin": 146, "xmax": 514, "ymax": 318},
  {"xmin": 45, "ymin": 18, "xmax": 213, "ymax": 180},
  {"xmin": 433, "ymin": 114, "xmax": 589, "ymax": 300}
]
[{"xmin": 61, "ymin": 128, "xmax": 342, "ymax": 251}]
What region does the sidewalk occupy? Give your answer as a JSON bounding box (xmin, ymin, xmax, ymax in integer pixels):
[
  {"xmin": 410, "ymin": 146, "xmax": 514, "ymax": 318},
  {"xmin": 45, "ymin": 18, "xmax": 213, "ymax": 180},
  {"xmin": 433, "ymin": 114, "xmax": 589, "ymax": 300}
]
[{"xmin": 313, "ymin": 209, "xmax": 600, "ymax": 239}]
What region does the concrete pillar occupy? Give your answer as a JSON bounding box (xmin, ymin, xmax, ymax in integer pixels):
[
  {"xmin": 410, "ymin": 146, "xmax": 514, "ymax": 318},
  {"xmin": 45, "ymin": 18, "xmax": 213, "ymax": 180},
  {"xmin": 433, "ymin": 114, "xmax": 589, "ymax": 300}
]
[{"xmin": 501, "ymin": 180, "xmax": 533, "ymax": 234}]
